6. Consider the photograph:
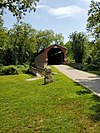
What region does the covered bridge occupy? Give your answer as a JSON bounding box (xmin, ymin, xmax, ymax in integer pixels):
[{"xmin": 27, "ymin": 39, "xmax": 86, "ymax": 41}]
[{"xmin": 34, "ymin": 44, "xmax": 66, "ymax": 67}]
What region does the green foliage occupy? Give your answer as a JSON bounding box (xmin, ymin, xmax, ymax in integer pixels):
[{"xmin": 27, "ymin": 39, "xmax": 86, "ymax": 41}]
[
  {"xmin": 69, "ymin": 31, "xmax": 87, "ymax": 63},
  {"xmin": 84, "ymin": 55, "xmax": 92, "ymax": 65},
  {"xmin": 0, "ymin": 63, "xmax": 4, "ymax": 67},
  {"xmin": 36, "ymin": 30, "xmax": 54, "ymax": 51},
  {"xmin": 92, "ymin": 50, "xmax": 100, "ymax": 66},
  {"xmin": 10, "ymin": 23, "xmax": 37, "ymax": 64},
  {"xmin": 84, "ymin": 0, "xmax": 100, "ymax": 71},
  {"xmin": 87, "ymin": 0, "xmax": 100, "ymax": 39},
  {"xmin": 0, "ymin": 65, "xmax": 18, "ymax": 75},
  {"xmin": 83, "ymin": 41, "xmax": 100, "ymax": 71},
  {"xmin": 65, "ymin": 41, "xmax": 75, "ymax": 63},
  {"xmin": 82, "ymin": 64, "xmax": 99, "ymax": 71},
  {"xmin": 0, "ymin": 65, "xmax": 29, "ymax": 75},
  {"xmin": 54, "ymin": 33, "xmax": 64, "ymax": 45},
  {"xmin": 36, "ymin": 30, "xmax": 64, "ymax": 52},
  {"xmin": 0, "ymin": 22, "xmax": 37, "ymax": 65},
  {"xmin": 0, "ymin": 0, "xmax": 40, "ymax": 20},
  {"xmin": 88, "ymin": 71, "xmax": 100, "ymax": 76},
  {"xmin": 0, "ymin": 16, "xmax": 4, "ymax": 29},
  {"xmin": 0, "ymin": 31, "xmax": 10, "ymax": 65}
]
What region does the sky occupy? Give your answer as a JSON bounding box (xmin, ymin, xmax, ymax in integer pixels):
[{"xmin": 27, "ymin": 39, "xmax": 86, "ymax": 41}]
[{"xmin": 3, "ymin": 0, "xmax": 100, "ymax": 43}]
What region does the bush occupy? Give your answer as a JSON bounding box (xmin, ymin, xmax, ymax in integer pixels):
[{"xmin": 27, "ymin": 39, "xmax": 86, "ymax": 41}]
[
  {"xmin": 92, "ymin": 57, "xmax": 99, "ymax": 65},
  {"xmin": 84, "ymin": 55, "xmax": 92, "ymax": 65},
  {"xmin": 0, "ymin": 64, "xmax": 4, "ymax": 73},
  {"xmin": 92, "ymin": 51, "xmax": 100, "ymax": 65},
  {"xmin": 16, "ymin": 64, "xmax": 29, "ymax": 73},
  {"xmin": 0, "ymin": 63, "xmax": 4, "ymax": 67},
  {"xmin": 82, "ymin": 64, "xmax": 99, "ymax": 71},
  {"xmin": 1, "ymin": 66, "xmax": 18, "ymax": 75},
  {"xmin": 0, "ymin": 65, "xmax": 29, "ymax": 75}
]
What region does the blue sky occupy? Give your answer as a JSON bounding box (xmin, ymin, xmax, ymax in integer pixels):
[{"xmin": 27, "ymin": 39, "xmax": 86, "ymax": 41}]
[{"xmin": 3, "ymin": 0, "xmax": 100, "ymax": 43}]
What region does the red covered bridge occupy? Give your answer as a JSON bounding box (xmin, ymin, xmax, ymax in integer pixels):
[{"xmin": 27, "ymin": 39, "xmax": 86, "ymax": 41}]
[{"xmin": 34, "ymin": 44, "xmax": 66, "ymax": 67}]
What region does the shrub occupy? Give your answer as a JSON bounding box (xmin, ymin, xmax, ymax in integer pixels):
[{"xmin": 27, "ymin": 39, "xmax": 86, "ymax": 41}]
[
  {"xmin": 0, "ymin": 63, "xmax": 4, "ymax": 67},
  {"xmin": 1, "ymin": 66, "xmax": 18, "ymax": 75},
  {"xmin": 84, "ymin": 55, "xmax": 92, "ymax": 65},
  {"xmin": 92, "ymin": 51, "xmax": 100, "ymax": 66},
  {"xmin": 16, "ymin": 64, "xmax": 29, "ymax": 73},
  {"xmin": 82, "ymin": 64, "xmax": 99, "ymax": 71},
  {"xmin": 0, "ymin": 64, "xmax": 29, "ymax": 75}
]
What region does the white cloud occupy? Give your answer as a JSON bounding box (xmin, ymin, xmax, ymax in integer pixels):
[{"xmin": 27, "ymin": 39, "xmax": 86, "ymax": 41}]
[
  {"xmin": 37, "ymin": 4, "xmax": 85, "ymax": 19},
  {"xmin": 37, "ymin": 5, "xmax": 49, "ymax": 9},
  {"xmin": 49, "ymin": 6, "xmax": 85, "ymax": 18}
]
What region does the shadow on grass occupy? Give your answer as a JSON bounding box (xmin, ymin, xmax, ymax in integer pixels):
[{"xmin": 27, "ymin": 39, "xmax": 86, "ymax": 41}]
[
  {"xmin": 92, "ymin": 95, "xmax": 100, "ymax": 101},
  {"xmin": 90, "ymin": 103, "xmax": 100, "ymax": 121},
  {"xmin": 74, "ymin": 81, "xmax": 91, "ymax": 95},
  {"xmin": 90, "ymin": 95, "xmax": 100, "ymax": 122},
  {"xmin": 75, "ymin": 82, "xmax": 100, "ymax": 122},
  {"xmin": 74, "ymin": 81, "xmax": 81, "ymax": 86},
  {"xmin": 76, "ymin": 90, "xmax": 91, "ymax": 95}
]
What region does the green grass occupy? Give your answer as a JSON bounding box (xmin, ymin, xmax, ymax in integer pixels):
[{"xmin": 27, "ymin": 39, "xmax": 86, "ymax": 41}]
[
  {"xmin": 88, "ymin": 71, "xmax": 100, "ymax": 76},
  {"xmin": 0, "ymin": 67, "xmax": 100, "ymax": 133}
]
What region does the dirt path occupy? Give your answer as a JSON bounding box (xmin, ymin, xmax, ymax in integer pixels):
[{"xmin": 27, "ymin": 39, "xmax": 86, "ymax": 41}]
[
  {"xmin": 26, "ymin": 77, "xmax": 43, "ymax": 81},
  {"xmin": 54, "ymin": 65, "xmax": 100, "ymax": 97}
]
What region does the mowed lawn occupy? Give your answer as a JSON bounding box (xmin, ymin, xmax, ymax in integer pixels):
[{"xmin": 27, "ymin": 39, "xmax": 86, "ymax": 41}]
[{"xmin": 0, "ymin": 67, "xmax": 100, "ymax": 133}]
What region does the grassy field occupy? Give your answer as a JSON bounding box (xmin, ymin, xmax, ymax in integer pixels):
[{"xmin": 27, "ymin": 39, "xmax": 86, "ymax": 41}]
[{"xmin": 0, "ymin": 67, "xmax": 100, "ymax": 133}]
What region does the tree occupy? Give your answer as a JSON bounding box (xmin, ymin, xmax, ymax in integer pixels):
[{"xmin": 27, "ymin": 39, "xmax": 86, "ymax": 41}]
[
  {"xmin": 36, "ymin": 30, "xmax": 64, "ymax": 52},
  {"xmin": 0, "ymin": 25, "xmax": 10, "ymax": 65},
  {"xmin": 65, "ymin": 41, "xmax": 74, "ymax": 63},
  {"xmin": 87, "ymin": 0, "xmax": 100, "ymax": 39},
  {"xmin": 69, "ymin": 32, "xmax": 87, "ymax": 63},
  {"xmin": 36, "ymin": 30, "xmax": 54, "ymax": 52},
  {"xmin": 54, "ymin": 33, "xmax": 64, "ymax": 46},
  {"xmin": 0, "ymin": 16, "xmax": 3, "ymax": 29},
  {"xmin": 0, "ymin": 0, "xmax": 39, "ymax": 20},
  {"xmin": 8, "ymin": 23, "xmax": 37, "ymax": 65},
  {"xmin": 86, "ymin": 0, "xmax": 100, "ymax": 69}
]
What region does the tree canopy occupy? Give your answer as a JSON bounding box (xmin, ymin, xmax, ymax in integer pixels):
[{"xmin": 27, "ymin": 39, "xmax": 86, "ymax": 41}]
[
  {"xmin": 36, "ymin": 30, "xmax": 64, "ymax": 52},
  {"xmin": 87, "ymin": 0, "xmax": 100, "ymax": 39},
  {"xmin": 0, "ymin": 0, "xmax": 39, "ymax": 20},
  {"xmin": 69, "ymin": 32, "xmax": 87, "ymax": 63}
]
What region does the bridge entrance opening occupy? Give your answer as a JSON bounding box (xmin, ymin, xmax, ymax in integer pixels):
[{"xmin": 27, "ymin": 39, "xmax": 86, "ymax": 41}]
[{"xmin": 48, "ymin": 48, "xmax": 64, "ymax": 65}]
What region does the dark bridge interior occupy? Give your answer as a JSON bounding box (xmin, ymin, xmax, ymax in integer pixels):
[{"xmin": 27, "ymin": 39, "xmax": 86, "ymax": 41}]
[{"xmin": 48, "ymin": 48, "xmax": 64, "ymax": 65}]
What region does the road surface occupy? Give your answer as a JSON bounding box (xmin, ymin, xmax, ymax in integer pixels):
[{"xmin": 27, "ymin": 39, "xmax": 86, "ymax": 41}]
[{"xmin": 54, "ymin": 65, "xmax": 100, "ymax": 97}]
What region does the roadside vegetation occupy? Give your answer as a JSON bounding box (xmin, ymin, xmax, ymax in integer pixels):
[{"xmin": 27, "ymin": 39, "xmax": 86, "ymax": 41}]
[
  {"xmin": 0, "ymin": 64, "xmax": 29, "ymax": 75},
  {"xmin": 0, "ymin": 67, "xmax": 100, "ymax": 132},
  {"xmin": 66, "ymin": 1, "xmax": 100, "ymax": 73}
]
